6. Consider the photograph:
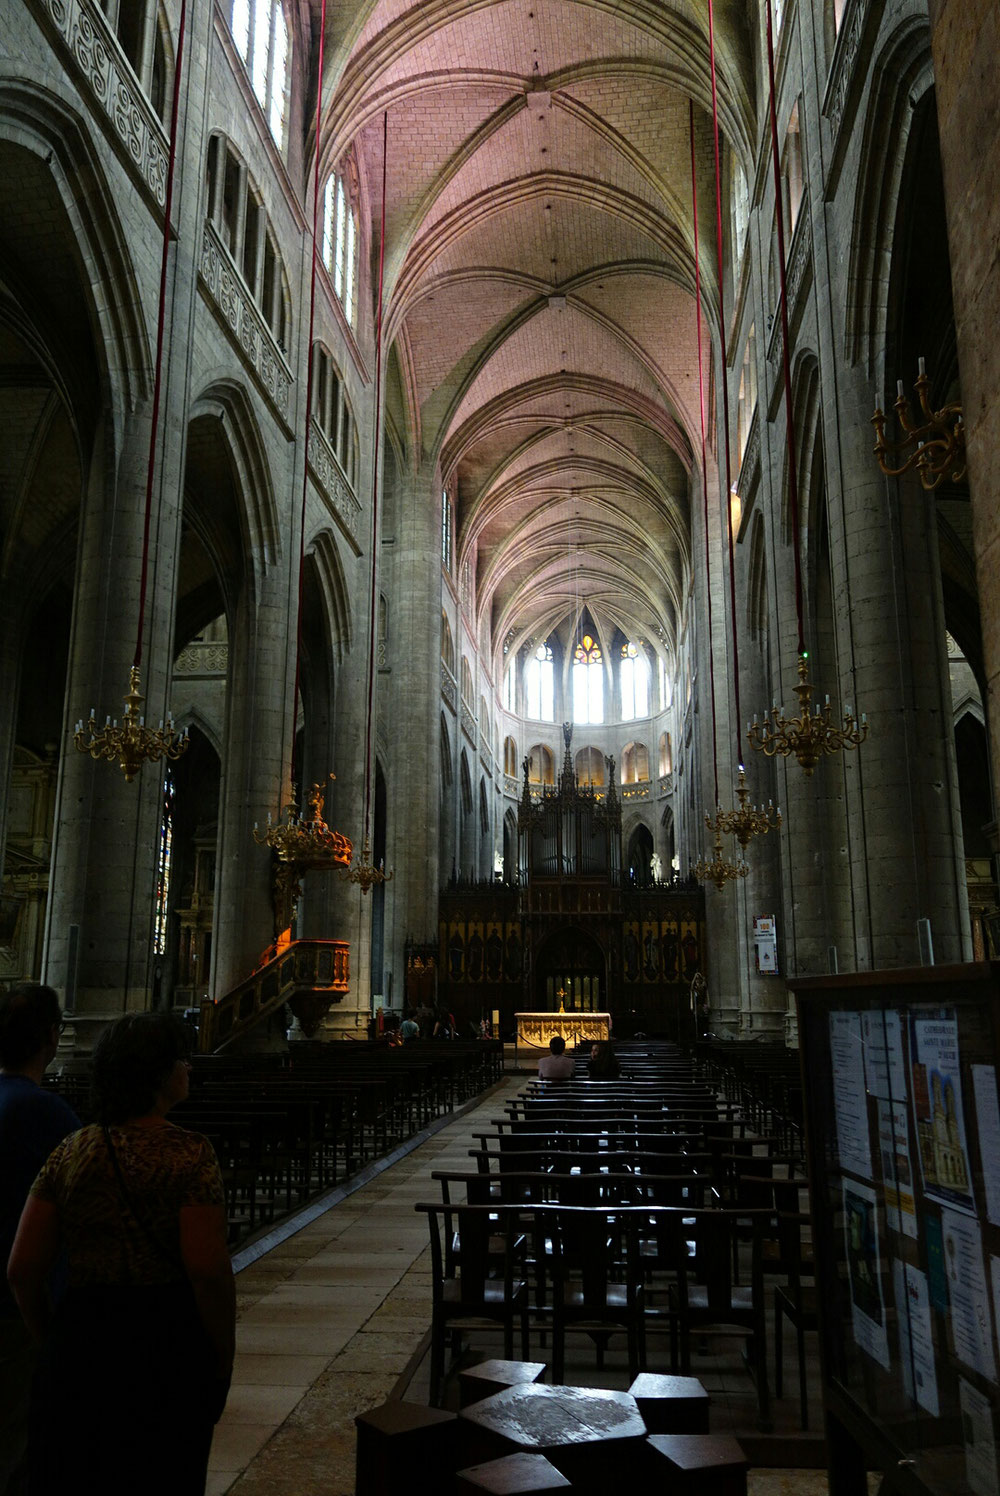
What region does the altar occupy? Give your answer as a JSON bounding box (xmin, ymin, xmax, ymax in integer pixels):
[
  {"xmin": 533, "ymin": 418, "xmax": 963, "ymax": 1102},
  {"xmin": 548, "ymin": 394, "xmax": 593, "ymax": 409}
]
[{"xmin": 515, "ymin": 1010, "xmax": 612, "ymax": 1050}]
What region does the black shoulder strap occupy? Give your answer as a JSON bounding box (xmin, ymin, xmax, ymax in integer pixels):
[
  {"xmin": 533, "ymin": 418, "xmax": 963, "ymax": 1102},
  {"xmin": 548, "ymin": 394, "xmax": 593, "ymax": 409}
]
[{"xmin": 103, "ymin": 1125, "xmax": 184, "ymax": 1273}]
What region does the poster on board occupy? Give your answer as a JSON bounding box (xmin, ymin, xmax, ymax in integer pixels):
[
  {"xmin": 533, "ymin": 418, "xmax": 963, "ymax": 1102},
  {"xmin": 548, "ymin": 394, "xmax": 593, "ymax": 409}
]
[
  {"xmin": 843, "ymin": 1178, "xmax": 890, "ymax": 1369},
  {"xmin": 941, "ymin": 1208, "xmax": 997, "ymax": 1383},
  {"xmin": 831, "ymin": 1011, "xmax": 872, "ymax": 1179},
  {"xmin": 910, "ymin": 1014, "xmax": 974, "ymax": 1212},
  {"xmin": 892, "ymin": 1259, "xmax": 939, "ymax": 1416},
  {"xmin": 960, "ymin": 1378, "xmax": 1000, "ymax": 1496},
  {"xmin": 972, "ymin": 1065, "xmax": 1000, "ymax": 1227},
  {"xmin": 878, "ymin": 1098, "xmax": 918, "ymax": 1239}
]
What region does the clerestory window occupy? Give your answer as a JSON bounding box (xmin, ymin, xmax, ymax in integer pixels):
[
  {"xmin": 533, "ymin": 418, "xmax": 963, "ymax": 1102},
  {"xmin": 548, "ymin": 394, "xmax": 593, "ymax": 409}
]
[
  {"xmin": 573, "ymin": 634, "xmax": 604, "ymax": 725},
  {"xmin": 322, "ymin": 171, "xmax": 359, "ymax": 328},
  {"xmin": 526, "ymin": 643, "xmax": 555, "ymax": 722},
  {"xmin": 229, "ymin": 1, "xmax": 290, "ymax": 150},
  {"xmin": 620, "ymin": 641, "xmax": 650, "ymax": 721}
]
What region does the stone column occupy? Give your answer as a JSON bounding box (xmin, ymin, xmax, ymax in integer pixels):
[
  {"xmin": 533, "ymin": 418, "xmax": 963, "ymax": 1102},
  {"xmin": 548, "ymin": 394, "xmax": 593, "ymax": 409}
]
[
  {"xmin": 928, "ymin": 0, "xmax": 1000, "ymax": 826},
  {"xmin": 44, "ymin": 410, "xmax": 177, "ymax": 1050},
  {"xmin": 827, "ymin": 375, "xmax": 968, "ymax": 968},
  {"xmin": 380, "ymin": 455, "xmax": 444, "ymax": 984}
]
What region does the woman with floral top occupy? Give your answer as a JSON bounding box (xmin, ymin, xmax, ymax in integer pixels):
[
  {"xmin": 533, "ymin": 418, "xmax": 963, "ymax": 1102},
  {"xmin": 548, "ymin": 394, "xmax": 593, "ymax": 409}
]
[{"xmin": 8, "ymin": 1012, "xmax": 235, "ymax": 1495}]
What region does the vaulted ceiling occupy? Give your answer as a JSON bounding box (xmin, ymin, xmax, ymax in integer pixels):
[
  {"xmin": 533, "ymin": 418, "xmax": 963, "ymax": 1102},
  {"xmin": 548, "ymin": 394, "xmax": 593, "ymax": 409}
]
[{"xmin": 316, "ymin": 0, "xmax": 756, "ymax": 680}]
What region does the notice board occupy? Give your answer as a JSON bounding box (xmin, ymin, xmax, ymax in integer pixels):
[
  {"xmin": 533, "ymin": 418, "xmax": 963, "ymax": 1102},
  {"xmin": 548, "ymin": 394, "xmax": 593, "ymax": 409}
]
[{"xmin": 792, "ymin": 963, "xmax": 1000, "ymax": 1496}]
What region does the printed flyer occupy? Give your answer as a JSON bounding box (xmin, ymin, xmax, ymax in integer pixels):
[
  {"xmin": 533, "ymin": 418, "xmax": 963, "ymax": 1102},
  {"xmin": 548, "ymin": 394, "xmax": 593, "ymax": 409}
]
[
  {"xmin": 960, "ymin": 1378, "xmax": 1000, "ymax": 1496},
  {"xmin": 843, "ymin": 1178, "xmax": 890, "ymax": 1369},
  {"xmin": 831, "ymin": 1011, "xmax": 872, "ymax": 1179},
  {"xmin": 892, "ymin": 1259, "xmax": 939, "ymax": 1416},
  {"xmin": 877, "ymin": 1098, "xmax": 918, "ymax": 1239},
  {"xmin": 910, "ymin": 1014, "xmax": 974, "ymax": 1212},
  {"xmin": 941, "ymin": 1207, "xmax": 996, "ymax": 1383}
]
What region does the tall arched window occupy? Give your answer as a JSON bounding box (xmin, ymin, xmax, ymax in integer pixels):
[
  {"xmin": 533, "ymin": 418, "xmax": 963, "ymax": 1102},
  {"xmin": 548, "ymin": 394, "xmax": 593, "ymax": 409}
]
[
  {"xmin": 229, "ymin": 1, "xmax": 290, "ymax": 149},
  {"xmin": 620, "ymin": 642, "xmax": 649, "ymax": 721},
  {"xmin": 526, "ymin": 643, "xmax": 554, "ymax": 722},
  {"xmin": 573, "ymin": 634, "xmax": 604, "ymax": 725},
  {"xmin": 322, "ymin": 170, "xmax": 359, "ymax": 328}
]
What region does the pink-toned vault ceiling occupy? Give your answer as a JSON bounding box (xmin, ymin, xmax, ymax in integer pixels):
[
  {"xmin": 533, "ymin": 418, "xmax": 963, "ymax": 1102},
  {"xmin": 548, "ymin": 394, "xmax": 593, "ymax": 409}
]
[{"xmin": 317, "ymin": 0, "xmax": 754, "ymax": 676}]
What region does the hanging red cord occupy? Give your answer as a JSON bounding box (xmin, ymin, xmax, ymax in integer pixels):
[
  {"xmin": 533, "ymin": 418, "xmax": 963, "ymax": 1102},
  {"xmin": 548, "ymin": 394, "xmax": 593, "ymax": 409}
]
[
  {"xmin": 289, "ymin": 0, "xmax": 329, "ymax": 783},
  {"xmin": 707, "ymin": 0, "xmax": 745, "ymax": 766},
  {"xmin": 764, "ymin": 0, "xmax": 806, "ymax": 658},
  {"xmin": 134, "ymin": 0, "xmax": 188, "ymax": 671},
  {"xmin": 690, "ymin": 100, "xmax": 720, "ymax": 813}
]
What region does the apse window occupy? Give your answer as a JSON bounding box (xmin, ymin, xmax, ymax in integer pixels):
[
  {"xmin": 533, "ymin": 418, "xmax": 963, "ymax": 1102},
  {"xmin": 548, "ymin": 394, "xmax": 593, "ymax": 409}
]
[
  {"xmin": 526, "ymin": 643, "xmax": 555, "ymax": 722},
  {"xmin": 573, "ymin": 635, "xmax": 604, "ymax": 725},
  {"xmin": 229, "ymin": 1, "xmax": 289, "ymax": 149},
  {"xmin": 620, "ymin": 641, "xmax": 649, "ymax": 721},
  {"xmin": 322, "ymin": 171, "xmax": 359, "ymax": 328}
]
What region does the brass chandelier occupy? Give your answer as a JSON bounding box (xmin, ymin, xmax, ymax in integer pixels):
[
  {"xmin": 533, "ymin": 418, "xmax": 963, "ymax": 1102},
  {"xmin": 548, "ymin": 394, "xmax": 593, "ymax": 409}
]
[
  {"xmin": 747, "ymin": 654, "xmax": 868, "ymax": 776},
  {"xmin": 340, "ymin": 838, "xmax": 393, "ymax": 895},
  {"xmin": 74, "ymin": 668, "xmax": 189, "ymax": 784},
  {"xmin": 694, "ymin": 832, "xmax": 749, "ymax": 892},
  {"xmin": 706, "ymin": 766, "xmax": 781, "ymax": 850},
  {"xmin": 872, "ymin": 360, "xmax": 966, "ymax": 490}
]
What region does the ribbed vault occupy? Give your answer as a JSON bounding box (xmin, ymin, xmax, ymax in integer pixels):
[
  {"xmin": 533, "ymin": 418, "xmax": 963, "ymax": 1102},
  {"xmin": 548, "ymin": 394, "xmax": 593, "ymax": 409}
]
[{"xmin": 313, "ymin": 0, "xmax": 753, "ymax": 679}]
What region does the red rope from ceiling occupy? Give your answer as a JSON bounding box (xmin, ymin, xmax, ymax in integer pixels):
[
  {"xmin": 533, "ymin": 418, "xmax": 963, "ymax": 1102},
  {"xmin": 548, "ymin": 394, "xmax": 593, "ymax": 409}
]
[
  {"xmin": 690, "ymin": 100, "xmax": 719, "ymax": 812},
  {"xmin": 707, "ymin": 0, "xmax": 744, "ymax": 767},
  {"xmin": 764, "ymin": 0, "xmax": 806, "ymax": 657},
  {"xmin": 289, "ymin": 0, "xmax": 328, "ymax": 797},
  {"xmin": 134, "ymin": 0, "xmax": 187, "ymax": 670}
]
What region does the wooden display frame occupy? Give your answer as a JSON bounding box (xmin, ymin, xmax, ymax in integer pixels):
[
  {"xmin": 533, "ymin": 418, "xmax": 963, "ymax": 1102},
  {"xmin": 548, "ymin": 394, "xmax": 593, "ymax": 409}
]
[{"xmin": 791, "ymin": 963, "xmax": 1000, "ymax": 1496}]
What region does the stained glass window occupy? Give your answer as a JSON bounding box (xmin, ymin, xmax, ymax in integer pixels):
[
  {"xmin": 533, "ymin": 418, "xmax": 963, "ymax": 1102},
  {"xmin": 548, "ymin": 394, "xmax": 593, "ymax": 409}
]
[{"xmin": 153, "ymin": 771, "xmax": 175, "ymax": 957}]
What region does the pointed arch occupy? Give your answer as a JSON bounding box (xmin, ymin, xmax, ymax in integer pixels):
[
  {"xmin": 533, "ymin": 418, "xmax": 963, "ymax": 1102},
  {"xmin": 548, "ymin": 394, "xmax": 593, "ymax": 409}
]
[
  {"xmin": 188, "ymin": 380, "xmax": 281, "ymax": 583},
  {"xmin": 307, "ymin": 528, "xmax": 353, "ymax": 661},
  {"xmin": 844, "ymin": 19, "xmax": 935, "ymax": 372}
]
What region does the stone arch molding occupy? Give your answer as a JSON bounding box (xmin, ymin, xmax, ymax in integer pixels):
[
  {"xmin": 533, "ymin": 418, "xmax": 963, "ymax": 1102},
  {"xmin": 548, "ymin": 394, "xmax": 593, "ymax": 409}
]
[
  {"xmin": 0, "ymin": 79, "xmax": 152, "ymax": 432},
  {"xmin": 844, "ymin": 18, "xmax": 935, "ymax": 375},
  {"xmin": 171, "ymin": 703, "xmax": 224, "ymax": 761},
  {"xmin": 306, "ymin": 528, "xmax": 353, "ymax": 662},
  {"xmin": 188, "ymin": 380, "xmax": 281, "ymax": 587}
]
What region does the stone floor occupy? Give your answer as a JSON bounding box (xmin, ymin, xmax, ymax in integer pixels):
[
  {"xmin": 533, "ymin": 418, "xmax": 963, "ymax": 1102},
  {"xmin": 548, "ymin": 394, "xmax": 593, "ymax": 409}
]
[{"xmin": 206, "ymin": 1074, "xmax": 852, "ymax": 1495}]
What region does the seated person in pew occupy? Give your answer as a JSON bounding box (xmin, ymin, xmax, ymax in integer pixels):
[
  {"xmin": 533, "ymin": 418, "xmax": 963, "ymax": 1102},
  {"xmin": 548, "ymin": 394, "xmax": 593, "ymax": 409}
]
[
  {"xmin": 588, "ymin": 1041, "xmax": 620, "ymax": 1080},
  {"xmin": 538, "ymin": 1036, "xmax": 575, "ymax": 1081}
]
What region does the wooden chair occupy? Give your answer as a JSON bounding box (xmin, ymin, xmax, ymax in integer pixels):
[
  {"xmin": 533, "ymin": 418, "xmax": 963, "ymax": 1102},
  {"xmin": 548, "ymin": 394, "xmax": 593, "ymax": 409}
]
[
  {"xmin": 773, "ymin": 1210, "xmax": 818, "ymax": 1428},
  {"xmin": 417, "ymin": 1202, "xmax": 530, "ymax": 1406},
  {"xmin": 662, "ymin": 1206, "xmax": 773, "ymax": 1432},
  {"xmin": 542, "ymin": 1204, "xmax": 647, "ymax": 1383}
]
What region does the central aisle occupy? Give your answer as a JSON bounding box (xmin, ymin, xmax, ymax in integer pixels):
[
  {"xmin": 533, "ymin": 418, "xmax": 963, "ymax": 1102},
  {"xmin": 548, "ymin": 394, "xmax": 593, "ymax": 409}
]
[
  {"xmin": 206, "ymin": 1068, "xmax": 837, "ymax": 1496},
  {"xmin": 207, "ymin": 1075, "xmax": 524, "ymax": 1495}
]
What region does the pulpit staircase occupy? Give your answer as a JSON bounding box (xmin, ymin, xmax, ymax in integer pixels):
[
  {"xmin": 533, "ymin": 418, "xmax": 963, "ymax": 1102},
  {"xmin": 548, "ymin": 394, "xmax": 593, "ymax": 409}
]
[{"xmin": 198, "ymin": 939, "xmax": 350, "ymax": 1053}]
